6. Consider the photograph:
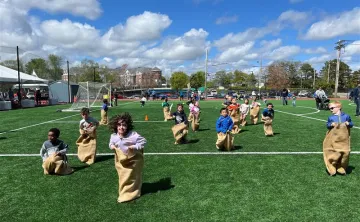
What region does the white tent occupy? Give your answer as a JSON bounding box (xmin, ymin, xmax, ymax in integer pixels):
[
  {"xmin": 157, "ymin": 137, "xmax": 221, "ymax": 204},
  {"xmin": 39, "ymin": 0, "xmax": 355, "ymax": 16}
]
[{"xmin": 0, "ymin": 65, "xmax": 48, "ymax": 83}]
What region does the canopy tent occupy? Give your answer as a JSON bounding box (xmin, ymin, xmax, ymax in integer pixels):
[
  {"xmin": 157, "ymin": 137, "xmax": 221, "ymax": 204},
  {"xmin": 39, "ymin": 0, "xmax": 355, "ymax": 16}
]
[{"xmin": 0, "ymin": 65, "xmax": 48, "ymax": 84}]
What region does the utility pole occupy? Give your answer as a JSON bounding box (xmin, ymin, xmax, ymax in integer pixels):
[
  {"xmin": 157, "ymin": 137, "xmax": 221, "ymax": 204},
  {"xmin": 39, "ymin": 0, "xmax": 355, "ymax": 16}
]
[
  {"xmin": 313, "ymin": 69, "xmax": 316, "ymax": 89},
  {"xmin": 257, "ymin": 58, "xmax": 262, "ymax": 95},
  {"xmin": 67, "ymin": 60, "xmax": 70, "ymax": 103},
  {"xmin": 327, "ymin": 61, "xmax": 331, "ymax": 84},
  {"xmin": 204, "ymin": 48, "xmax": 208, "ymax": 99},
  {"xmin": 93, "ymin": 67, "xmax": 96, "ymax": 82},
  {"xmin": 334, "ymin": 40, "xmax": 346, "ymax": 97}
]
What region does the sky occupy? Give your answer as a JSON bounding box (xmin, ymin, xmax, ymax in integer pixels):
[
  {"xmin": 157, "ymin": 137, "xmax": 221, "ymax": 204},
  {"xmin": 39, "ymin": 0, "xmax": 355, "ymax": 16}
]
[{"xmin": 0, "ymin": 0, "xmax": 360, "ymax": 77}]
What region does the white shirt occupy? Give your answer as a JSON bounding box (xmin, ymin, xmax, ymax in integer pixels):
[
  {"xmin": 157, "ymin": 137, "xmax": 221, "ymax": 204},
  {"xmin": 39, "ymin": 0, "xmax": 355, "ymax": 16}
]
[{"xmin": 240, "ymin": 104, "xmax": 250, "ymax": 115}]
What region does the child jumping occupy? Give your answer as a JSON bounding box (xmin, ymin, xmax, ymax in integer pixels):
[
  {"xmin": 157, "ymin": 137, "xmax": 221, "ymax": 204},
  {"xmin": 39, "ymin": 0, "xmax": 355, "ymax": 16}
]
[
  {"xmin": 40, "ymin": 128, "xmax": 73, "ymax": 175},
  {"xmin": 261, "ymin": 103, "xmax": 274, "ymax": 136},
  {"xmin": 100, "ymin": 99, "xmax": 109, "ymax": 125},
  {"xmin": 109, "ymin": 113, "xmax": 147, "ymax": 203},
  {"xmin": 162, "ymin": 98, "xmax": 173, "ymax": 121},
  {"xmin": 323, "ymin": 101, "xmax": 353, "ymax": 176},
  {"xmin": 171, "ymin": 104, "xmax": 189, "ymax": 144},
  {"xmin": 227, "ymin": 97, "xmax": 240, "ymax": 134},
  {"xmin": 76, "ymin": 108, "xmax": 99, "ymax": 165},
  {"xmin": 216, "ymin": 108, "xmax": 234, "ymax": 151}
]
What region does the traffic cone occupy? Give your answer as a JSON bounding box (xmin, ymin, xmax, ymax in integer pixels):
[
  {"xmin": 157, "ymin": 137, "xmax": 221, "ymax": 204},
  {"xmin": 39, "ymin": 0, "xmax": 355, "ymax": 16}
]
[{"xmin": 145, "ymin": 115, "xmax": 149, "ymax": 121}]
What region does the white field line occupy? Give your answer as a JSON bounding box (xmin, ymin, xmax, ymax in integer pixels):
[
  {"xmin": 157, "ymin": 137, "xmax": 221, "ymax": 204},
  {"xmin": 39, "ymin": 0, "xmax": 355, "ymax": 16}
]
[
  {"xmin": 0, "ymin": 101, "xmax": 137, "ymax": 135},
  {"xmin": 49, "ymin": 120, "xmax": 169, "ymax": 124},
  {"xmin": 2, "ymin": 151, "xmax": 360, "ymax": 157},
  {"xmin": 295, "ymin": 106, "xmax": 320, "ymax": 116}
]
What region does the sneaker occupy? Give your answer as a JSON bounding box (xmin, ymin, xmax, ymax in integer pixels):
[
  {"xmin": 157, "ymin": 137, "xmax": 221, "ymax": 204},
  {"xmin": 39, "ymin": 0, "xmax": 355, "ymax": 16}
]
[{"xmin": 337, "ymin": 168, "xmax": 346, "ymax": 175}]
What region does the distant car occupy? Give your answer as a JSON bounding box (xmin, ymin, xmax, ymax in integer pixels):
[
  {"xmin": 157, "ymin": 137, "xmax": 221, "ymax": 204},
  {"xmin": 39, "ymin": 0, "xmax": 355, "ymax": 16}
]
[
  {"xmin": 298, "ymin": 90, "xmax": 309, "ymax": 97},
  {"xmin": 170, "ymin": 94, "xmax": 178, "ymax": 99},
  {"xmin": 26, "ymin": 92, "xmax": 35, "ymax": 100}
]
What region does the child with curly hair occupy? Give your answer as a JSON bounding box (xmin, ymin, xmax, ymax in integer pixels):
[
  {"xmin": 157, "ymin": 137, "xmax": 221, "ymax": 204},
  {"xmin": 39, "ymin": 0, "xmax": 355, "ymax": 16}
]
[{"xmin": 108, "ymin": 113, "xmax": 147, "ymax": 203}]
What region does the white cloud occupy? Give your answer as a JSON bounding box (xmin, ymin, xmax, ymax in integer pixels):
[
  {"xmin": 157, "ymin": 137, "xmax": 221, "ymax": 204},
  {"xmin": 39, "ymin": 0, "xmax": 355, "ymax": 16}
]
[
  {"xmin": 110, "ymin": 11, "xmax": 172, "ymax": 41},
  {"xmin": 267, "ymin": 46, "xmax": 301, "ymax": 60},
  {"xmin": 305, "ymin": 54, "xmax": 332, "ymax": 64},
  {"xmin": 344, "ymin": 41, "xmax": 360, "ymax": 56},
  {"xmin": 217, "ymin": 42, "xmax": 255, "ymax": 62},
  {"xmin": 215, "ymin": 15, "xmax": 238, "ymax": 25},
  {"xmin": 304, "ymin": 47, "xmax": 327, "ymax": 54},
  {"xmin": 214, "ymin": 10, "xmax": 310, "ymax": 50},
  {"xmin": 7, "ymin": 0, "xmax": 102, "ymax": 20},
  {"xmin": 103, "ymin": 57, "xmax": 113, "ymax": 63},
  {"xmin": 144, "ymin": 28, "xmax": 209, "ymax": 60},
  {"xmin": 304, "ymin": 7, "xmax": 360, "ymax": 40},
  {"xmin": 259, "ymin": 38, "xmax": 282, "ymax": 53}
]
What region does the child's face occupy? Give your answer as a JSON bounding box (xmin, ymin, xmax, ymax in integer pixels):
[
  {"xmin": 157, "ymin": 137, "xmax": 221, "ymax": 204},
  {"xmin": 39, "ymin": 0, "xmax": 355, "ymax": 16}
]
[
  {"xmin": 221, "ymin": 110, "xmax": 228, "ymax": 117},
  {"xmin": 244, "ymin": 99, "xmax": 249, "ymax": 104},
  {"xmin": 267, "ymin": 105, "xmax": 273, "ymax": 110},
  {"xmin": 81, "ymin": 112, "xmax": 89, "ymax": 120},
  {"xmin": 329, "ymin": 105, "xmax": 341, "ymax": 114},
  {"xmin": 48, "ymin": 131, "xmax": 57, "ymax": 143},
  {"xmin": 117, "ymin": 121, "xmax": 128, "ymax": 135},
  {"xmin": 231, "ymin": 98, "xmax": 236, "ymax": 104},
  {"xmin": 177, "ymin": 105, "xmax": 183, "ymax": 112}
]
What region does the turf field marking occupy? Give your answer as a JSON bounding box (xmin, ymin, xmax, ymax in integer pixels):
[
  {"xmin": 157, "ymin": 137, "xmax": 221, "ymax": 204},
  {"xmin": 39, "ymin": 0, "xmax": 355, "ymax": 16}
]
[
  {"xmin": 294, "ymin": 106, "xmax": 320, "ymax": 116},
  {"xmin": 276, "ymin": 109, "xmax": 360, "ymax": 130},
  {"xmin": 0, "ymin": 101, "xmax": 137, "ymax": 135},
  {"xmin": 2, "ymin": 151, "xmax": 360, "ymax": 157},
  {"xmin": 49, "ymin": 120, "xmax": 169, "ymax": 124}
]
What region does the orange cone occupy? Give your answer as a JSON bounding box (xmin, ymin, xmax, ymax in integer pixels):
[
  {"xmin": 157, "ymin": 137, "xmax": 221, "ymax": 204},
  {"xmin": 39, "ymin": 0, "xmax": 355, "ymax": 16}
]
[{"xmin": 145, "ymin": 115, "xmax": 149, "ymax": 121}]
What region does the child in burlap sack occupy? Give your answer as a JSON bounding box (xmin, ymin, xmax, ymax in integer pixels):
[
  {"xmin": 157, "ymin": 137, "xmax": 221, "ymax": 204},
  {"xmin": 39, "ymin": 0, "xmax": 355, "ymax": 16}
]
[
  {"xmin": 40, "ymin": 128, "xmax": 73, "ymax": 175},
  {"xmin": 261, "ymin": 103, "xmax": 274, "ymax": 136},
  {"xmin": 171, "ymin": 104, "xmax": 189, "ymax": 144},
  {"xmin": 215, "ymin": 108, "xmax": 234, "ymax": 151},
  {"xmin": 109, "ymin": 113, "xmax": 147, "ymax": 203},
  {"xmin": 323, "ymin": 101, "xmax": 353, "ymax": 176}
]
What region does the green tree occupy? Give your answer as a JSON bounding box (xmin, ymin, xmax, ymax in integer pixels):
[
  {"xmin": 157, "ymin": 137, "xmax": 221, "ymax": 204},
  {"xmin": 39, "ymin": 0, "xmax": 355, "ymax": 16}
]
[
  {"xmin": 48, "ymin": 54, "xmax": 64, "ymax": 80},
  {"xmin": 247, "ymin": 72, "xmax": 257, "ymax": 87},
  {"xmin": 189, "ymin": 71, "xmax": 205, "ymax": 89},
  {"xmin": 170, "ymin": 71, "xmax": 188, "ymax": 91},
  {"xmin": 214, "ymin": 70, "xmax": 234, "ymax": 88},
  {"xmin": 320, "ymin": 60, "xmax": 351, "ymax": 90},
  {"xmin": 77, "ymin": 59, "xmax": 102, "ymax": 82},
  {"xmin": 233, "ymin": 70, "xmax": 248, "ymax": 86},
  {"xmin": 350, "ymin": 69, "xmax": 360, "ymax": 88},
  {"xmin": 299, "ymin": 63, "xmax": 315, "ymax": 89},
  {"xmin": 0, "ymin": 59, "xmax": 25, "ymax": 72},
  {"xmin": 25, "ymin": 58, "xmax": 49, "ymax": 79}
]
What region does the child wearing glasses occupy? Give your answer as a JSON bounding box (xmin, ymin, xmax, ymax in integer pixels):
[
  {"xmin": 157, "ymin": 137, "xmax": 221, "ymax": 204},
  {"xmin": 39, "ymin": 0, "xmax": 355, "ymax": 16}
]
[{"xmin": 323, "ymin": 101, "xmax": 353, "ymax": 176}]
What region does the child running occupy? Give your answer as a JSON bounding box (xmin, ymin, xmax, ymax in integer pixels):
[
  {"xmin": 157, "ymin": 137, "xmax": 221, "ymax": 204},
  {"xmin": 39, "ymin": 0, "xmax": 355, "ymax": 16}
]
[
  {"xmin": 100, "ymin": 99, "xmax": 109, "ymax": 125},
  {"xmin": 40, "ymin": 128, "xmax": 73, "ymax": 175},
  {"xmin": 323, "ymin": 101, "xmax": 353, "ymax": 176},
  {"xmin": 109, "ymin": 113, "xmax": 147, "ymax": 203},
  {"xmin": 76, "ymin": 108, "xmax": 99, "ymax": 165}
]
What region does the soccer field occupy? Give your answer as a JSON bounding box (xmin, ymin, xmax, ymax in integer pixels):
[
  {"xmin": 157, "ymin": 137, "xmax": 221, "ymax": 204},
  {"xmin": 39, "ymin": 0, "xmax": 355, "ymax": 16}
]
[{"xmin": 1, "ymin": 99, "xmax": 360, "ymax": 221}]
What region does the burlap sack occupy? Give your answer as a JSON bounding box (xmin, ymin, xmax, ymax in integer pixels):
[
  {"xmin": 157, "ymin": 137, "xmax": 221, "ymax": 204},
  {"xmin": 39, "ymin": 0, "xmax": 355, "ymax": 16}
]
[
  {"xmin": 323, "ymin": 123, "xmax": 351, "ymax": 175},
  {"xmin": 42, "ymin": 154, "xmax": 73, "ymax": 175},
  {"xmin": 240, "ymin": 113, "xmax": 247, "ymax": 126},
  {"xmin": 250, "ymin": 106, "xmax": 260, "ymax": 124},
  {"xmin": 191, "ymin": 114, "xmax": 200, "ymax": 131},
  {"xmin": 100, "ymin": 110, "xmax": 108, "ymax": 125},
  {"xmin": 262, "ymin": 117, "xmax": 273, "ymax": 136},
  {"xmin": 172, "ymin": 122, "xmax": 188, "ymax": 144},
  {"xmin": 114, "ymin": 148, "xmax": 144, "ymax": 203},
  {"xmin": 76, "ymin": 129, "xmax": 97, "ymax": 165},
  {"xmin": 163, "ymin": 107, "xmax": 172, "ymax": 121},
  {"xmin": 216, "ymin": 132, "xmax": 234, "ymax": 151},
  {"xmin": 230, "ymin": 109, "xmax": 241, "ymax": 134}
]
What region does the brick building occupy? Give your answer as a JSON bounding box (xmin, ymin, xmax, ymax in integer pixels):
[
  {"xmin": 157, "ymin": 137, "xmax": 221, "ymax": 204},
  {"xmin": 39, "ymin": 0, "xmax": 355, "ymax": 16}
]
[{"xmin": 117, "ymin": 67, "xmax": 162, "ymax": 89}]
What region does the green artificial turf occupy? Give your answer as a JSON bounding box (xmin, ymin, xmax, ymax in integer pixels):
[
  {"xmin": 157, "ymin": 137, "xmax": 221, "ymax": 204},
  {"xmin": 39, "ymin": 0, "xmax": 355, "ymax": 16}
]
[{"xmin": 1, "ymin": 99, "xmax": 360, "ymax": 221}]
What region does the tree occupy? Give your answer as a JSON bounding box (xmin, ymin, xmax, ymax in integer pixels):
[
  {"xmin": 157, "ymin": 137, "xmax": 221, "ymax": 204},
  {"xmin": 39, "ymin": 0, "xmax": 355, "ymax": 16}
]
[
  {"xmin": 320, "ymin": 59, "xmax": 351, "ymax": 90},
  {"xmin": 266, "ymin": 62, "xmax": 290, "ymax": 89},
  {"xmin": 214, "ymin": 70, "xmax": 234, "ymax": 88},
  {"xmin": 160, "ymin": 76, "xmax": 166, "ymax": 84},
  {"xmin": 247, "ymin": 72, "xmax": 257, "ymax": 87},
  {"xmin": 189, "ymin": 71, "xmax": 205, "ymax": 89},
  {"xmin": 233, "ymin": 70, "xmax": 248, "ymax": 86},
  {"xmin": 48, "ymin": 54, "xmax": 64, "ymax": 80},
  {"xmin": 170, "ymin": 71, "xmax": 188, "ymax": 91},
  {"xmin": 299, "ymin": 63, "xmax": 315, "ymax": 89},
  {"xmin": 77, "ymin": 59, "xmax": 102, "ymax": 82},
  {"xmin": 350, "ymin": 69, "xmax": 360, "ymax": 88},
  {"xmin": 25, "ymin": 58, "xmax": 49, "ymax": 79},
  {"xmin": 0, "ymin": 59, "xmax": 25, "ymax": 72}
]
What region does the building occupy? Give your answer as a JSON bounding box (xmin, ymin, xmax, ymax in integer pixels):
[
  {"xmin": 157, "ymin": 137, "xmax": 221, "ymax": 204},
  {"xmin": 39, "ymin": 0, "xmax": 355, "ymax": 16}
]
[{"xmin": 117, "ymin": 66, "xmax": 162, "ymax": 89}]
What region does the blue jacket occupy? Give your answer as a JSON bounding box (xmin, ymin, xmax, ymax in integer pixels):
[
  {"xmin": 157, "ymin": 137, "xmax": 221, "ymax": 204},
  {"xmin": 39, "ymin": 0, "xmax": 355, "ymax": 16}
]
[
  {"xmin": 326, "ymin": 112, "xmax": 353, "ymax": 129},
  {"xmin": 216, "ymin": 115, "xmax": 234, "ymax": 133},
  {"xmin": 262, "ymin": 108, "xmax": 274, "ymax": 119}
]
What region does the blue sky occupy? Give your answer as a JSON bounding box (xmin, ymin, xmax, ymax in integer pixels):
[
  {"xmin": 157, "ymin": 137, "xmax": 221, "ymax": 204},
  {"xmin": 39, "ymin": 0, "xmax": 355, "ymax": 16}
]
[{"xmin": 1, "ymin": 0, "xmax": 360, "ymax": 76}]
